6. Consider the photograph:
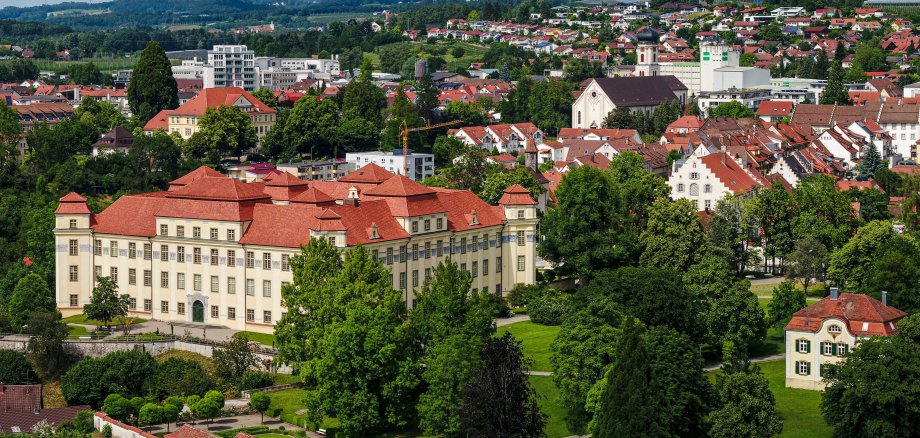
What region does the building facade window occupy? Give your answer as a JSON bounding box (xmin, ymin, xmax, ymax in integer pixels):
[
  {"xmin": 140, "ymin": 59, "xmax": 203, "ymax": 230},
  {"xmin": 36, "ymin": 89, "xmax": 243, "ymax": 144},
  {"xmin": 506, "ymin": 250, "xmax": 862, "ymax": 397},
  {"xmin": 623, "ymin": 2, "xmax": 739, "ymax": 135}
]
[
  {"xmin": 161, "ymin": 301, "xmax": 169, "ymax": 313},
  {"xmin": 264, "ymin": 311, "xmax": 272, "ymax": 324},
  {"xmin": 70, "ymin": 294, "xmax": 78, "ymax": 306},
  {"xmin": 246, "ymin": 251, "xmax": 254, "ymax": 268},
  {"xmin": 193, "ymin": 248, "xmax": 201, "ymax": 264},
  {"xmin": 517, "ymin": 231, "xmax": 525, "ymax": 246},
  {"xmin": 797, "ymin": 339, "xmax": 810, "ymax": 353},
  {"xmin": 193, "ymin": 227, "xmax": 201, "ymax": 238},
  {"xmin": 211, "ymin": 276, "xmax": 219, "ymax": 293},
  {"xmin": 246, "ymin": 309, "xmax": 255, "ymax": 322},
  {"xmin": 263, "ymin": 280, "xmax": 272, "ymax": 297},
  {"xmin": 281, "ymin": 254, "xmax": 290, "ymax": 271},
  {"xmin": 143, "ymin": 244, "xmax": 152, "ymax": 260},
  {"xmin": 109, "ymin": 267, "xmax": 119, "ymax": 282},
  {"xmin": 177, "ymin": 273, "xmax": 185, "ymax": 289},
  {"xmin": 144, "ymin": 299, "xmax": 152, "ymax": 312},
  {"xmin": 210, "ymin": 228, "xmax": 218, "ymax": 240},
  {"xmin": 212, "ymin": 306, "xmax": 219, "ymax": 318},
  {"xmin": 177, "ymin": 246, "xmax": 185, "ymax": 262},
  {"xmin": 69, "ymin": 266, "xmax": 78, "ymax": 282},
  {"xmin": 178, "ymin": 302, "xmax": 186, "ymax": 315},
  {"xmin": 143, "ymin": 270, "xmax": 152, "ymax": 287},
  {"xmin": 193, "ymin": 274, "xmax": 202, "ymax": 291},
  {"xmin": 161, "ymin": 245, "xmax": 169, "ymax": 262},
  {"xmin": 246, "ymin": 279, "xmax": 255, "ymax": 296},
  {"xmin": 111, "ymin": 241, "xmax": 119, "ymax": 257},
  {"xmin": 160, "ymin": 271, "xmax": 168, "ymax": 288},
  {"xmin": 129, "ymin": 243, "xmax": 136, "ymax": 259},
  {"xmin": 94, "ymin": 239, "xmax": 102, "ymax": 256},
  {"xmin": 211, "ymin": 249, "xmax": 219, "ymax": 266},
  {"xmin": 228, "ymin": 277, "xmax": 236, "ymax": 294},
  {"xmin": 263, "ymin": 253, "xmax": 272, "ymax": 270},
  {"xmin": 227, "ymin": 307, "xmax": 235, "ymax": 319},
  {"xmin": 160, "ymin": 224, "xmax": 168, "ymax": 236},
  {"xmin": 796, "ymin": 361, "xmax": 811, "ymax": 376},
  {"xmin": 227, "ymin": 229, "xmax": 235, "ymax": 241},
  {"xmin": 177, "ymin": 226, "xmax": 185, "ymax": 237},
  {"xmin": 228, "ymin": 250, "xmax": 236, "ymax": 267}
]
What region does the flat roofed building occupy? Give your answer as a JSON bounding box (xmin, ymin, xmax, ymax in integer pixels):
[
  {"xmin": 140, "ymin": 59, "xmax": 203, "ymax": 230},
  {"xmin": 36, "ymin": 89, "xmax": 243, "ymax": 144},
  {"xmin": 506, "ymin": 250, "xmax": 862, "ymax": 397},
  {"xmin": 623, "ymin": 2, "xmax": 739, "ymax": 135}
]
[{"xmin": 54, "ymin": 165, "xmax": 538, "ymax": 332}]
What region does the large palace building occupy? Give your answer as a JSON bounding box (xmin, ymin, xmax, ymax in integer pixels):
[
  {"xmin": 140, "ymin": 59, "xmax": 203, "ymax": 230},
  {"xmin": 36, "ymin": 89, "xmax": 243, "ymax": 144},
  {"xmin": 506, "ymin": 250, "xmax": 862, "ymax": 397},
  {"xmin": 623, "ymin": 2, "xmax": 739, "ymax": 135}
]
[{"xmin": 54, "ymin": 164, "xmax": 538, "ymax": 333}]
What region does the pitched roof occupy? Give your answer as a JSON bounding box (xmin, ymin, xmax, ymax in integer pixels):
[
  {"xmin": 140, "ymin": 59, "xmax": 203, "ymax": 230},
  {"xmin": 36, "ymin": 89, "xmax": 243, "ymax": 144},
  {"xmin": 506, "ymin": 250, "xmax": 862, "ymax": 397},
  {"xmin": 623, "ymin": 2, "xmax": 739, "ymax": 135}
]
[
  {"xmin": 756, "ymin": 100, "xmax": 793, "ymax": 116},
  {"xmin": 700, "ymin": 152, "xmax": 766, "ymax": 195},
  {"xmin": 169, "ymin": 166, "xmax": 225, "ymax": 190},
  {"xmin": 55, "ymin": 192, "xmax": 91, "ymax": 214},
  {"xmin": 165, "ymin": 424, "xmax": 219, "ymax": 438},
  {"xmin": 171, "ymin": 87, "xmax": 276, "ymax": 117},
  {"xmin": 364, "ymin": 175, "xmax": 436, "ymax": 197},
  {"xmin": 786, "ymin": 293, "xmax": 906, "ymax": 336},
  {"xmin": 591, "ymin": 76, "xmax": 685, "ymax": 108},
  {"xmin": 498, "ymin": 184, "xmax": 536, "ymax": 205},
  {"xmin": 338, "ymin": 163, "xmax": 395, "ymax": 184},
  {"xmin": 0, "ymin": 405, "xmax": 92, "ymax": 434},
  {"xmin": 166, "ymin": 177, "xmax": 271, "ymax": 202}
]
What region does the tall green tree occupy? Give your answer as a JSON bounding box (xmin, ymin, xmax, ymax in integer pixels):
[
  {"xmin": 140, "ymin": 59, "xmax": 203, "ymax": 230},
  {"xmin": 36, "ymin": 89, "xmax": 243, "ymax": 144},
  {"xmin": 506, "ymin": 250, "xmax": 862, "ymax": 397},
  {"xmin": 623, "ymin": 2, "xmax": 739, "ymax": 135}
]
[
  {"xmin": 539, "ymin": 166, "xmax": 630, "ymax": 280},
  {"xmin": 639, "ymin": 198, "xmax": 704, "ymax": 273},
  {"xmin": 706, "ymin": 281, "xmax": 766, "ymax": 353},
  {"xmin": 342, "ymin": 59, "xmax": 387, "ymax": 131},
  {"xmin": 459, "ymin": 333, "xmax": 546, "ymax": 437},
  {"xmin": 644, "ymin": 327, "xmax": 713, "ymax": 437},
  {"xmin": 382, "ymin": 87, "xmax": 423, "ymax": 152},
  {"xmin": 251, "ymin": 87, "xmax": 279, "ymax": 108},
  {"xmin": 785, "ymin": 235, "xmax": 827, "ymax": 295},
  {"xmin": 744, "ymin": 183, "xmax": 794, "ymax": 272},
  {"xmin": 25, "ymin": 312, "xmax": 70, "ymax": 379},
  {"xmin": 790, "ymin": 174, "xmax": 857, "ymax": 252},
  {"xmin": 858, "ymin": 142, "xmax": 884, "ymax": 179},
  {"xmin": 415, "ymin": 73, "xmax": 440, "ymax": 123},
  {"xmin": 277, "ymin": 241, "xmax": 418, "ymax": 435},
  {"xmin": 128, "ymin": 41, "xmax": 178, "ymax": 124},
  {"xmin": 212, "ymin": 336, "xmax": 258, "ymax": 385},
  {"xmin": 282, "ymin": 96, "xmax": 340, "ymax": 158},
  {"xmin": 185, "ymin": 105, "xmax": 257, "ymax": 163},
  {"xmin": 820, "ymin": 61, "xmax": 852, "ymax": 105},
  {"xmin": 75, "ymin": 98, "xmax": 126, "ymax": 132},
  {"xmin": 767, "ymin": 281, "xmax": 807, "ymax": 329},
  {"xmin": 478, "ymin": 166, "xmax": 543, "ymax": 205},
  {"xmin": 708, "ymin": 101, "xmax": 756, "ymax": 118},
  {"xmin": 864, "ymin": 237, "xmax": 920, "ymax": 314},
  {"xmin": 83, "ymin": 276, "xmax": 130, "ymax": 329},
  {"xmin": 710, "ymin": 368, "xmax": 784, "ymax": 438},
  {"xmin": 827, "ymin": 220, "xmax": 905, "ymax": 289},
  {"xmin": 9, "ymin": 273, "xmax": 55, "ymax": 330},
  {"xmin": 527, "ymin": 80, "xmax": 574, "ymax": 136},
  {"xmin": 592, "ymin": 319, "xmax": 670, "ymax": 437},
  {"xmin": 411, "ymin": 261, "xmax": 494, "ymax": 436},
  {"xmin": 821, "ymin": 313, "xmax": 920, "ymax": 438},
  {"xmin": 707, "ymin": 196, "xmax": 754, "ymax": 274}
]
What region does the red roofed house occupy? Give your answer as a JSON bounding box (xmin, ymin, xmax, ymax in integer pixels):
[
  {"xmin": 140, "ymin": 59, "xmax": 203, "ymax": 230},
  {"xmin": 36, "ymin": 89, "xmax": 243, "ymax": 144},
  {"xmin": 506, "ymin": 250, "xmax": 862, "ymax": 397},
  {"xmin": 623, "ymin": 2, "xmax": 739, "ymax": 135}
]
[
  {"xmin": 667, "ymin": 147, "xmax": 769, "ymax": 211},
  {"xmin": 756, "ymin": 101, "xmax": 794, "ymax": 122},
  {"xmin": 785, "ymin": 288, "xmax": 906, "ymax": 390},
  {"xmin": 54, "ymin": 165, "xmax": 539, "ymax": 330},
  {"xmin": 143, "ymin": 87, "xmax": 276, "ymax": 146}
]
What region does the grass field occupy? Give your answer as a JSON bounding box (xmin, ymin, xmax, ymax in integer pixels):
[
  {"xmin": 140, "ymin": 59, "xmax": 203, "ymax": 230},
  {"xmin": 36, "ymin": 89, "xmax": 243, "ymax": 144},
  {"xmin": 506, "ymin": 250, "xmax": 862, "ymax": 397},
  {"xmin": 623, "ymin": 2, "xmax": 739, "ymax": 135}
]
[
  {"xmin": 67, "ymin": 325, "xmax": 89, "ymax": 337},
  {"xmin": 365, "ymin": 41, "xmax": 490, "ymax": 72},
  {"xmin": 233, "ymin": 330, "xmax": 276, "ymax": 347},
  {"xmin": 267, "ymin": 388, "xmax": 339, "ymax": 430},
  {"xmin": 750, "ymin": 280, "xmax": 826, "ymax": 297},
  {"xmin": 709, "ymin": 360, "xmax": 833, "ymax": 438},
  {"xmin": 497, "ymin": 321, "xmax": 560, "ymax": 372},
  {"xmin": 63, "ymin": 313, "xmax": 145, "ymax": 326},
  {"xmin": 272, "ymin": 373, "xmax": 300, "ymax": 385},
  {"xmin": 306, "ymin": 13, "xmax": 374, "ymax": 24},
  {"xmin": 529, "ymin": 375, "xmax": 571, "ymax": 438},
  {"xmin": 31, "ymin": 57, "xmax": 139, "ymax": 74}
]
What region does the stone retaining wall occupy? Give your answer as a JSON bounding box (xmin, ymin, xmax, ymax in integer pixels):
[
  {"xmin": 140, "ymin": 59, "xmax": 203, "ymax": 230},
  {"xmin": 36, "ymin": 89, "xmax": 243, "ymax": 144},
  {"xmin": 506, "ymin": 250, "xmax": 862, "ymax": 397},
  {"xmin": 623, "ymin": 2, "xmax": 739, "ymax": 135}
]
[{"xmin": 0, "ymin": 338, "xmax": 291, "ymax": 373}]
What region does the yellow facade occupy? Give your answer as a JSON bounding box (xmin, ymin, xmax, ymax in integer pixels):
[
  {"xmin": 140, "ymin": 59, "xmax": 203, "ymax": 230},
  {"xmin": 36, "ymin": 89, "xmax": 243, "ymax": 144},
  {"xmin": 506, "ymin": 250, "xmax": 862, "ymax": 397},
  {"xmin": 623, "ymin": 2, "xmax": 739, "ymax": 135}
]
[
  {"xmin": 55, "ymin": 203, "xmax": 537, "ymax": 333},
  {"xmin": 168, "ymin": 113, "xmax": 275, "ymax": 141}
]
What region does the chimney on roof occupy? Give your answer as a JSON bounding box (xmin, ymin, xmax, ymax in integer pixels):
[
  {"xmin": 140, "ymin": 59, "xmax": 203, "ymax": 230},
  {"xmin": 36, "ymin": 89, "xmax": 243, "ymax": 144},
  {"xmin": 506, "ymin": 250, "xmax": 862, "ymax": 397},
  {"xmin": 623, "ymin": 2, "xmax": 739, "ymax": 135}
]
[
  {"xmin": 830, "ymin": 287, "xmax": 839, "ymax": 300},
  {"xmin": 882, "ymin": 290, "xmax": 888, "ymax": 306}
]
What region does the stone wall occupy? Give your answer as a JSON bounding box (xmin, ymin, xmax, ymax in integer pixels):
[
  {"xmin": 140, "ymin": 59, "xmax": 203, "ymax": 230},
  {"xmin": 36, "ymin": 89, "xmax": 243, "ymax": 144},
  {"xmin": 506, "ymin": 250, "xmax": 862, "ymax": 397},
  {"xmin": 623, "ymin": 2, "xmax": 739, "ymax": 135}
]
[{"xmin": 0, "ymin": 338, "xmax": 291, "ymax": 373}]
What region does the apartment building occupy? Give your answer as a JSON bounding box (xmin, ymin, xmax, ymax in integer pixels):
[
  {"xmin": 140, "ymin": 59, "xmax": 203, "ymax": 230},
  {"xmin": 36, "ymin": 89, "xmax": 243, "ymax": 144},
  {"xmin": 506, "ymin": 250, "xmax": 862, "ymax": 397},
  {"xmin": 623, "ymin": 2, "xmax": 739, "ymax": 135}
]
[
  {"xmin": 785, "ymin": 288, "xmax": 905, "ymax": 390},
  {"xmin": 345, "ymin": 150, "xmax": 435, "ymax": 181},
  {"xmin": 54, "ymin": 165, "xmax": 538, "ymax": 333},
  {"xmin": 204, "ymin": 45, "xmax": 257, "ymax": 91},
  {"xmin": 142, "ymin": 87, "xmax": 276, "ymax": 142}
]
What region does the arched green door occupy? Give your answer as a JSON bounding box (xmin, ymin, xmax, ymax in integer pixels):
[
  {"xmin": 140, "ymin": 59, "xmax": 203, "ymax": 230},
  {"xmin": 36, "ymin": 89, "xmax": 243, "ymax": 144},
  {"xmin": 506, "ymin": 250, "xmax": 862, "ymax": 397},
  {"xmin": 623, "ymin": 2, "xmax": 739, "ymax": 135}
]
[{"xmin": 192, "ymin": 300, "xmax": 204, "ymax": 323}]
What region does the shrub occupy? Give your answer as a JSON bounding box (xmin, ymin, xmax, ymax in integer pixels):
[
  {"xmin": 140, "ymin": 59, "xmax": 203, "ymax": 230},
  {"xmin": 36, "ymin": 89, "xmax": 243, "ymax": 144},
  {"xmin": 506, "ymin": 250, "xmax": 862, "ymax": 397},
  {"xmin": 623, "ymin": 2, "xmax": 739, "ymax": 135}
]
[
  {"xmin": 483, "ymin": 292, "xmax": 511, "ymax": 318},
  {"xmin": 507, "ymin": 284, "xmax": 545, "ymax": 307},
  {"xmin": 73, "ymin": 410, "xmax": 94, "ymax": 433},
  {"xmin": 528, "ymin": 288, "xmax": 567, "ymax": 325},
  {"xmin": 102, "ymin": 424, "xmax": 112, "ymax": 438},
  {"xmin": 0, "ymin": 350, "xmax": 33, "ymax": 384},
  {"xmin": 239, "ymin": 371, "xmax": 274, "ymax": 391}
]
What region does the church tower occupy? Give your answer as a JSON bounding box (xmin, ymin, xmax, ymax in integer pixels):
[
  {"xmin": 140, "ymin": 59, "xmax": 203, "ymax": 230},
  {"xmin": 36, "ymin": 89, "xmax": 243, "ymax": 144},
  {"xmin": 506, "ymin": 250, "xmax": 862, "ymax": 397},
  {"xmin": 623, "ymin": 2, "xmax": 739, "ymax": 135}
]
[{"xmin": 634, "ymin": 28, "xmax": 660, "ymax": 77}]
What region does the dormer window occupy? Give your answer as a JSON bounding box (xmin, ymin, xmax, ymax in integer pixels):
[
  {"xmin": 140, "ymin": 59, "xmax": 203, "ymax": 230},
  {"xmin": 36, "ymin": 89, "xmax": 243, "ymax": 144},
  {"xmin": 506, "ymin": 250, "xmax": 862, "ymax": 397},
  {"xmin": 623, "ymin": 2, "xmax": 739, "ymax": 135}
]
[
  {"xmin": 370, "ymin": 223, "xmax": 380, "ymax": 240},
  {"xmin": 470, "ymin": 210, "xmax": 479, "ymax": 226},
  {"xmin": 828, "ymin": 324, "xmax": 841, "ymax": 335}
]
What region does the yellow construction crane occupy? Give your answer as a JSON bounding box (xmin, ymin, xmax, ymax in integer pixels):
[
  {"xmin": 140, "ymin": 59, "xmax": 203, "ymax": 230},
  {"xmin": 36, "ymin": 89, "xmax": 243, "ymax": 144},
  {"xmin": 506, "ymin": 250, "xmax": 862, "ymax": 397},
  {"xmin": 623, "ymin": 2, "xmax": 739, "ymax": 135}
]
[{"xmin": 400, "ymin": 119, "xmax": 462, "ymax": 177}]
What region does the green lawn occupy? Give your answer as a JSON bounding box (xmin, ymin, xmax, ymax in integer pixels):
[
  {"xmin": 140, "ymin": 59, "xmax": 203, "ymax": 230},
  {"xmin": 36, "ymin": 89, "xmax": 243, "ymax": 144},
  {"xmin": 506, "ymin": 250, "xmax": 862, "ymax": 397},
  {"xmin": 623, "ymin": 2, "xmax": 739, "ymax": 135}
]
[
  {"xmin": 497, "ymin": 321, "xmax": 561, "ymax": 372},
  {"xmin": 272, "ymin": 373, "xmax": 300, "ymax": 385},
  {"xmin": 751, "ymin": 280, "xmax": 826, "ymax": 297},
  {"xmin": 31, "ymin": 57, "xmax": 139, "ymax": 73},
  {"xmin": 267, "ymin": 388, "xmax": 339, "ymax": 430},
  {"xmin": 759, "ymin": 360, "xmax": 833, "ymax": 438},
  {"xmin": 365, "ymin": 41, "xmax": 490, "ymax": 72},
  {"xmin": 62, "ymin": 314, "xmax": 145, "ymax": 326},
  {"xmin": 253, "ymin": 434, "xmax": 290, "ymax": 438},
  {"xmin": 529, "ymin": 375, "xmax": 571, "ymax": 438},
  {"xmin": 67, "ymin": 325, "xmax": 89, "ymax": 337},
  {"xmin": 233, "ymin": 331, "xmax": 276, "ymax": 347}
]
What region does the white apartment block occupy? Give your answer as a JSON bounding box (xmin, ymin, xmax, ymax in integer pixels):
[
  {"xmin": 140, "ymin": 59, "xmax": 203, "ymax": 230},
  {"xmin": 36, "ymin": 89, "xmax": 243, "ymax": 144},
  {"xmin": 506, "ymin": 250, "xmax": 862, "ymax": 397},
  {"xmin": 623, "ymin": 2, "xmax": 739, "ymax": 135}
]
[
  {"xmin": 346, "ymin": 151, "xmax": 435, "ymax": 181},
  {"xmin": 204, "ymin": 45, "xmax": 257, "ymax": 91}
]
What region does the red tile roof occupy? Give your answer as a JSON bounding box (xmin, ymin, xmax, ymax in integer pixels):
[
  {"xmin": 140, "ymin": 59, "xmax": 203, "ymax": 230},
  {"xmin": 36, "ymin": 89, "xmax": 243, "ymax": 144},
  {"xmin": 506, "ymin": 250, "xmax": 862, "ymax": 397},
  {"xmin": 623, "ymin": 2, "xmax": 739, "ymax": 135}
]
[
  {"xmin": 498, "ymin": 184, "xmax": 536, "ymax": 205},
  {"xmin": 166, "ymin": 177, "xmax": 271, "ymax": 202},
  {"xmin": 756, "ymin": 101, "xmax": 793, "ymax": 116},
  {"xmin": 364, "ymin": 175, "xmax": 436, "ymax": 197},
  {"xmin": 92, "ymin": 193, "xmax": 170, "ymax": 236},
  {"xmin": 55, "ymin": 192, "xmax": 91, "ymax": 214},
  {"xmin": 172, "ymin": 87, "xmax": 276, "ymax": 117},
  {"xmin": 338, "ymin": 163, "xmax": 394, "ymax": 184},
  {"xmin": 165, "ymin": 424, "xmax": 219, "ymax": 438},
  {"xmin": 700, "ymin": 152, "xmax": 766, "ymax": 195},
  {"xmin": 786, "ymin": 293, "xmax": 906, "ymax": 336},
  {"xmin": 169, "ymin": 166, "xmax": 225, "ymax": 190},
  {"xmin": 0, "ymin": 405, "xmax": 92, "ymax": 434}
]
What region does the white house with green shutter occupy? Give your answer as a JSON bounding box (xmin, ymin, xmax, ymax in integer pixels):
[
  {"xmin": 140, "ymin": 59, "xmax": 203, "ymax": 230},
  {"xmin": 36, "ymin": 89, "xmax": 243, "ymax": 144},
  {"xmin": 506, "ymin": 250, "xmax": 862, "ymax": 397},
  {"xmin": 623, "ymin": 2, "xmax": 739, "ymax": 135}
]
[{"xmin": 784, "ymin": 288, "xmax": 906, "ymax": 390}]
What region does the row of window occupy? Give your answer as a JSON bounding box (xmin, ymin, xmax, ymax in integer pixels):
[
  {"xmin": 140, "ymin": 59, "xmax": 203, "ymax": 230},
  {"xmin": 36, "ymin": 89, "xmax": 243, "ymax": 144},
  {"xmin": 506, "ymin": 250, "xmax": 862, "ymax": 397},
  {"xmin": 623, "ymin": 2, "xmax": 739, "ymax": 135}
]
[
  {"xmin": 78, "ymin": 266, "xmax": 287, "ymax": 297},
  {"xmin": 675, "ymin": 183, "xmax": 712, "ymax": 195},
  {"xmin": 70, "ymin": 294, "xmax": 275, "ymax": 324},
  {"xmin": 796, "ymin": 339, "xmax": 849, "ymax": 356},
  {"xmin": 794, "ymin": 360, "xmax": 837, "ymax": 378},
  {"xmin": 85, "ymin": 240, "xmax": 291, "ymax": 271},
  {"xmin": 157, "ymin": 225, "xmax": 236, "ymax": 241}
]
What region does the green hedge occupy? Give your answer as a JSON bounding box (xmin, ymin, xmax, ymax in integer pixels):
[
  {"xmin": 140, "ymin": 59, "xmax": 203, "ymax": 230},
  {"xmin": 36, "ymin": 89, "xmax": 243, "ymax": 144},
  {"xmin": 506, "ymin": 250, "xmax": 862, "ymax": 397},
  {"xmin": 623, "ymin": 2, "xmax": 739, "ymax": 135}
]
[{"xmin": 214, "ymin": 426, "xmax": 270, "ymax": 438}]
